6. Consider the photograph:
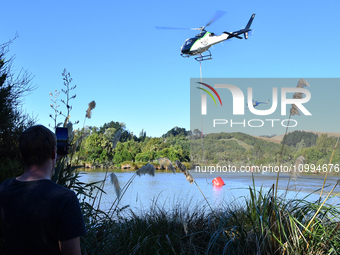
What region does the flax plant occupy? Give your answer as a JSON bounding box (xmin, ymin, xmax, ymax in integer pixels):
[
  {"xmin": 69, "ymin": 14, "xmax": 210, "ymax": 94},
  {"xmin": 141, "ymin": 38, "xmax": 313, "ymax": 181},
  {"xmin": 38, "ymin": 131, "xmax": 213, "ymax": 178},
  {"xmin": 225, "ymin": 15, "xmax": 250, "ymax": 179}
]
[
  {"xmin": 50, "ymin": 100, "xmax": 118, "ymax": 254},
  {"xmin": 51, "ymin": 97, "xmax": 99, "ymax": 198},
  {"xmin": 49, "ymin": 90, "xmax": 62, "ymax": 130},
  {"xmin": 60, "ymin": 68, "xmax": 77, "ymax": 121}
]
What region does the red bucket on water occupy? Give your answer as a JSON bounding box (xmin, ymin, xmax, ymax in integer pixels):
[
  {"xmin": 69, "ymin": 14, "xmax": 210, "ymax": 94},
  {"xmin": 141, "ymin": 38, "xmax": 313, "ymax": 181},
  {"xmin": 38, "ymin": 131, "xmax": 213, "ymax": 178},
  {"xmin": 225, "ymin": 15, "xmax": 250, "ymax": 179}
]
[{"xmin": 212, "ymin": 176, "xmax": 225, "ymax": 186}]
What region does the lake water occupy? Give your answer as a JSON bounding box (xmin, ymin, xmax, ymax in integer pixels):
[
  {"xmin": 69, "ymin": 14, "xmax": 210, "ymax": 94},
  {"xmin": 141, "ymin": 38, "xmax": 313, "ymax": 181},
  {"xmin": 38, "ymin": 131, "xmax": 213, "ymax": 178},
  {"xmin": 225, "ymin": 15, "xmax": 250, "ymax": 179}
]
[{"xmin": 78, "ymin": 170, "xmax": 340, "ymax": 213}]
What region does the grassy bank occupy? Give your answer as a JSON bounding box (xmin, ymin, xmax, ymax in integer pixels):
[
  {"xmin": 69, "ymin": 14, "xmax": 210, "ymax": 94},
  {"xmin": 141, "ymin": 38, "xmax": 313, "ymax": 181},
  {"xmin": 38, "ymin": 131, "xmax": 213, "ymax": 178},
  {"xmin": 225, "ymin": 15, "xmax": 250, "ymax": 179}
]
[
  {"xmin": 76, "ymin": 161, "xmax": 191, "ymax": 171},
  {"xmin": 1, "ymin": 159, "xmax": 339, "ymax": 254},
  {"xmin": 57, "ymin": 154, "xmax": 340, "ymax": 254},
  {"xmin": 80, "ymin": 183, "xmax": 340, "ymax": 255}
]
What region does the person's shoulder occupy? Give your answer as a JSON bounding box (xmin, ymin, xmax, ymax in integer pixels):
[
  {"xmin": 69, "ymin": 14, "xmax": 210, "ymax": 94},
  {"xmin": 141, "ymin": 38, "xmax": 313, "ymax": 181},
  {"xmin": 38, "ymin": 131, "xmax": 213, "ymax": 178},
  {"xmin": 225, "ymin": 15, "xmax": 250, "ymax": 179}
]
[
  {"xmin": 0, "ymin": 178, "xmax": 15, "ymax": 185},
  {"xmin": 47, "ymin": 181, "xmax": 77, "ymax": 197},
  {"xmin": 0, "ymin": 178, "xmax": 15, "ymax": 189}
]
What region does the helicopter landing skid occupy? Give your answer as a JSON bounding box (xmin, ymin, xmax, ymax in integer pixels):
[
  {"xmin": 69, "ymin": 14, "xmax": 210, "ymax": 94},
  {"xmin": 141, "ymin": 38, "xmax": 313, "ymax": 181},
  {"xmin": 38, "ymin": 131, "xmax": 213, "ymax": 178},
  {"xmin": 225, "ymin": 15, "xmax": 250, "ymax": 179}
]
[
  {"xmin": 180, "ymin": 54, "xmax": 190, "ymax": 58},
  {"xmin": 195, "ymin": 51, "xmax": 212, "ymax": 61}
]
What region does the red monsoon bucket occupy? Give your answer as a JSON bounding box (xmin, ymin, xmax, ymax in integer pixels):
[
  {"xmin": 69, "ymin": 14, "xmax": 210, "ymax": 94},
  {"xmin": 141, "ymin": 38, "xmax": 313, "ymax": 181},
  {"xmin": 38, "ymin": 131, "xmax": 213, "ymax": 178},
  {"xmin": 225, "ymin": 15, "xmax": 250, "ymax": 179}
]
[{"xmin": 212, "ymin": 176, "xmax": 225, "ymax": 186}]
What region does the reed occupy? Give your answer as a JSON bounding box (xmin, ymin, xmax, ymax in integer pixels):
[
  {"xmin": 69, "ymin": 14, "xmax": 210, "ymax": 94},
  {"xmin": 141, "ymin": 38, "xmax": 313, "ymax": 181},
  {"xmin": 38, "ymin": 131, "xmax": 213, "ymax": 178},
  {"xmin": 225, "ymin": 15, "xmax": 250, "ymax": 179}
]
[
  {"xmin": 275, "ymin": 79, "xmax": 310, "ymax": 198},
  {"xmin": 107, "ymin": 163, "xmax": 156, "ymax": 217},
  {"xmin": 157, "ymin": 157, "xmax": 176, "ymax": 173},
  {"xmin": 109, "ymin": 172, "xmax": 121, "ymax": 198},
  {"xmin": 320, "ymin": 136, "xmax": 339, "ymax": 198}
]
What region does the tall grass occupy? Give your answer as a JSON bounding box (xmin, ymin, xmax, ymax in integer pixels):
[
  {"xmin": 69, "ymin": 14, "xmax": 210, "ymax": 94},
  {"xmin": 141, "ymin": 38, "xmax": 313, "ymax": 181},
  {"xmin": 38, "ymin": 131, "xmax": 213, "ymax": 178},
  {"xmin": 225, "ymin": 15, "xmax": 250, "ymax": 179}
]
[
  {"xmin": 57, "ymin": 138, "xmax": 340, "ymax": 254},
  {"xmin": 75, "ymin": 181, "xmax": 340, "ymax": 255},
  {"xmin": 52, "ymin": 96, "xmax": 340, "ymax": 255},
  {"xmin": 55, "ymin": 151, "xmax": 340, "ymax": 255}
]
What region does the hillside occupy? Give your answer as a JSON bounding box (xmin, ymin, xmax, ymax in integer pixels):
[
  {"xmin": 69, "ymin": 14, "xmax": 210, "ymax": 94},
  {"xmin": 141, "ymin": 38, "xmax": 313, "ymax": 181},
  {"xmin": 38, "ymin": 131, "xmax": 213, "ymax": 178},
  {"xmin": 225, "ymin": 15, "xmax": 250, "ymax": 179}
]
[
  {"xmin": 191, "ymin": 132, "xmax": 283, "ymax": 165},
  {"xmin": 256, "ymin": 131, "xmax": 340, "ymax": 144},
  {"xmin": 229, "ymin": 137, "xmax": 254, "ymax": 150},
  {"xmin": 254, "ymin": 136, "xmax": 281, "ymax": 144},
  {"xmin": 191, "ymin": 130, "xmax": 340, "ymax": 167}
]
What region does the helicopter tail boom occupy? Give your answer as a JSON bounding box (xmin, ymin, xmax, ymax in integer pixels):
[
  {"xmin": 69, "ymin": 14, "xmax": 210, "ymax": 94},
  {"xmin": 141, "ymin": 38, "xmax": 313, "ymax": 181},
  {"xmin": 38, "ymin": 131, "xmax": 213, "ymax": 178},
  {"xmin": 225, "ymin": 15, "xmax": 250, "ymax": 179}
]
[
  {"xmin": 223, "ymin": 31, "xmax": 243, "ymax": 39},
  {"xmin": 224, "ymin": 14, "xmax": 255, "ymax": 40}
]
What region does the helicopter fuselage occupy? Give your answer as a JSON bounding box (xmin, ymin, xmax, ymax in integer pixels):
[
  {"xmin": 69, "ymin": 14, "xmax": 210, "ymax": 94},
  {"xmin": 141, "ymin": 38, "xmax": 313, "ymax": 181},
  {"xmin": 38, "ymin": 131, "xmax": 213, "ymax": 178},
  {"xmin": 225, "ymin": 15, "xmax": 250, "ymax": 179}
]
[
  {"xmin": 179, "ymin": 13, "xmax": 255, "ymax": 61},
  {"xmin": 181, "ymin": 31, "xmax": 229, "ymax": 56}
]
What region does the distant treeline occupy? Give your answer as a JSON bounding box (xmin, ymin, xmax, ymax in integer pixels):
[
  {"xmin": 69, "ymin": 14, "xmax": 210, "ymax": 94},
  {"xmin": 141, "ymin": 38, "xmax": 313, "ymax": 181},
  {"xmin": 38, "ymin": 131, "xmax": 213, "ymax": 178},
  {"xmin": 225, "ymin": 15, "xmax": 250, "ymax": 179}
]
[
  {"xmin": 74, "ymin": 123, "xmax": 340, "ymax": 171},
  {"xmin": 73, "ymin": 123, "xmax": 190, "ymax": 167},
  {"xmin": 191, "ymin": 131, "xmax": 340, "ymax": 170},
  {"xmin": 283, "ymin": 130, "xmax": 318, "ymax": 147}
]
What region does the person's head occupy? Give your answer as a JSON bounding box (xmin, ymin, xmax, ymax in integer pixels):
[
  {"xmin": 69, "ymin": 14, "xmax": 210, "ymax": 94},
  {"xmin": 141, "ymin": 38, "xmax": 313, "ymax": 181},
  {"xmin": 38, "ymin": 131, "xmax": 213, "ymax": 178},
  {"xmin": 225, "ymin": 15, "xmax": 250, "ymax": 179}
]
[{"xmin": 19, "ymin": 125, "xmax": 57, "ymax": 167}]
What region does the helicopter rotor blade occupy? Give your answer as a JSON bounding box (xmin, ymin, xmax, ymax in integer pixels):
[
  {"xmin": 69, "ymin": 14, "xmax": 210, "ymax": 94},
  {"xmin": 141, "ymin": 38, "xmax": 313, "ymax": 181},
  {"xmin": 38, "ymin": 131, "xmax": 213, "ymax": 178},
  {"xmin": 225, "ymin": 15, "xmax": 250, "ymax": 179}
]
[
  {"xmin": 155, "ymin": 10, "xmax": 226, "ymax": 32},
  {"xmin": 155, "ymin": 26, "xmax": 198, "ymax": 30},
  {"xmin": 203, "ymin": 10, "xmax": 226, "ymax": 29}
]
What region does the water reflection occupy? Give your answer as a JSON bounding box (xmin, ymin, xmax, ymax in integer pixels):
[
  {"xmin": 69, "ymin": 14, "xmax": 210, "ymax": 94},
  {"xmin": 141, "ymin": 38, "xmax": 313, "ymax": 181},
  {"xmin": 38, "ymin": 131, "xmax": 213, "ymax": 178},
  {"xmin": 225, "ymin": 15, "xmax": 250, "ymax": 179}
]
[{"xmin": 211, "ymin": 185, "xmax": 225, "ymax": 207}]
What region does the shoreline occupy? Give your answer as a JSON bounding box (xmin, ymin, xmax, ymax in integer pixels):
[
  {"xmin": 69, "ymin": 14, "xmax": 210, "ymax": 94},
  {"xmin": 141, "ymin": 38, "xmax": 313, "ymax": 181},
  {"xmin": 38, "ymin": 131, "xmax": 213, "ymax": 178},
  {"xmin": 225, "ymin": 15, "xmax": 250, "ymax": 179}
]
[{"xmin": 78, "ymin": 166, "xmax": 340, "ymax": 176}]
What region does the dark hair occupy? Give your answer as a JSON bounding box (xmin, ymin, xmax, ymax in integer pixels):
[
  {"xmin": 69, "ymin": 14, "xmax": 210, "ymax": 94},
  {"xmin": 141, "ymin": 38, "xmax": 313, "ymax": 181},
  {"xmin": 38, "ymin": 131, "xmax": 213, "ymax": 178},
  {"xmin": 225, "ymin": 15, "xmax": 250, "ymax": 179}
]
[{"xmin": 19, "ymin": 125, "xmax": 57, "ymax": 167}]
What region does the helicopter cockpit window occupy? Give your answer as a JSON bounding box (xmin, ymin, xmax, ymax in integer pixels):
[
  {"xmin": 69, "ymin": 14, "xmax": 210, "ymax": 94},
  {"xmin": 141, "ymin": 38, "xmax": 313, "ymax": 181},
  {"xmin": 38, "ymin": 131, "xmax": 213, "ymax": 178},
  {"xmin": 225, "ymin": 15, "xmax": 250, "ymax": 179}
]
[
  {"xmin": 196, "ymin": 31, "xmax": 206, "ymax": 38},
  {"xmin": 181, "ymin": 37, "xmax": 198, "ymax": 53}
]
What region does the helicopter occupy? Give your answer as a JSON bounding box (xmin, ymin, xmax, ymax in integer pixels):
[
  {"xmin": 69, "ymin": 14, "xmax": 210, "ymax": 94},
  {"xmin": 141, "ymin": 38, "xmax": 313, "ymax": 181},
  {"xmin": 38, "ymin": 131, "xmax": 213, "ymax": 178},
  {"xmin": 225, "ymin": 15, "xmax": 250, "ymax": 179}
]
[
  {"xmin": 156, "ymin": 11, "xmax": 255, "ymax": 61},
  {"xmin": 247, "ymin": 99, "xmax": 270, "ymax": 108}
]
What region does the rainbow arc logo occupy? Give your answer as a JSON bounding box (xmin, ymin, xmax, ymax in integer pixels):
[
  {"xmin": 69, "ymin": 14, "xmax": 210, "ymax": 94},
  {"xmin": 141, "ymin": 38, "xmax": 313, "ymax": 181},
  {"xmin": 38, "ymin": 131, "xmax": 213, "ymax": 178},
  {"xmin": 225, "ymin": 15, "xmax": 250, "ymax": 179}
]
[{"xmin": 196, "ymin": 82, "xmax": 222, "ymax": 106}]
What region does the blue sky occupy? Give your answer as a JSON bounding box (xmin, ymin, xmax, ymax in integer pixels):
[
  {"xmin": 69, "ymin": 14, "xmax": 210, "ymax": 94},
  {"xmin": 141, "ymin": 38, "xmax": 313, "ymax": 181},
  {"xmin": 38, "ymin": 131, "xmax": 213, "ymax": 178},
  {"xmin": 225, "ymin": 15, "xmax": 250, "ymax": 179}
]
[{"xmin": 1, "ymin": 0, "xmax": 339, "ymax": 137}]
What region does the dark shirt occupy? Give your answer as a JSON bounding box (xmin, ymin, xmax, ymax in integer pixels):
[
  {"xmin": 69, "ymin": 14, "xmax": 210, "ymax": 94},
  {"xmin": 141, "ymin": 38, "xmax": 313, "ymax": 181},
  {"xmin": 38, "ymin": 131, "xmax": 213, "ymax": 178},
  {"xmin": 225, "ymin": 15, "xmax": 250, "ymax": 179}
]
[{"xmin": 0, "ymin": 178, "xmax": 87, "ymax": 255}]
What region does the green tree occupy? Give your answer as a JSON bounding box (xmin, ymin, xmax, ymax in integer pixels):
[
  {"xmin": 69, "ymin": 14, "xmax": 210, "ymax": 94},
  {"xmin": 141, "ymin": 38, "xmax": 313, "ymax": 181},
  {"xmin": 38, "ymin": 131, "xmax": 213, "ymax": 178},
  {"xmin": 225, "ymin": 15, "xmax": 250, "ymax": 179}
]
[
  {"xmin": 284, "ymin": 131, "xmax": 318, "ymax": 147},
  {"xmin": 83, "ymin": 132, "xmax": 105, "ymax": 163},
  {"xmin": 135, "ymin": 151, "xmax": 154, "ymax": 162},
  {"xmin": 142, "ymin": 138, "xmax": 162, "ymax": 152},
  {"xmin": 316, "ymin": 134, "xmax": 334, "ymax": 155},
  {"xmin": 99, "ymin": 121, "xmax": 137, "ymax": 142},
  {"xmin": 296, "ymin": 139, "xmax": 306, "ymax": 151},
  {"xmin": 104, "ymin": 127, "xmax": 116, "ymax": 141},
  {"xmin": 139, "ymin": 129, "xmax": 146, "ymax": 142},
  {"xmin": 162, "ymin": 126, "xmax": 190, "ymax": 138},
  {"xmin": 0, "ymin": 40, "xmax": 36, "ymax": 182},
  {"xmin": 303, "ymin": 147, "xmax": 325, "ymax": 163},
  {"xmin": 192, "ymin": 129, "xmax": 201, "ymax": 140}
]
